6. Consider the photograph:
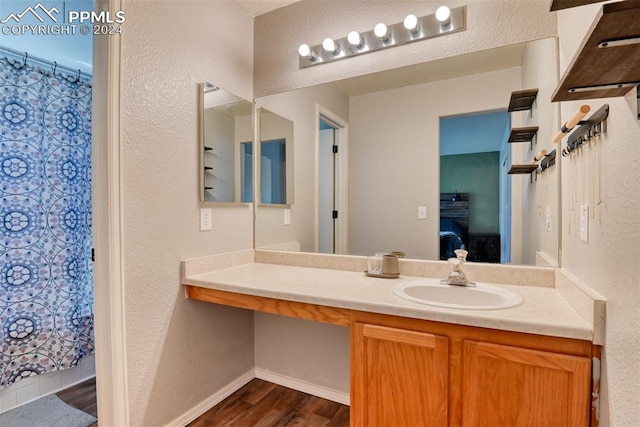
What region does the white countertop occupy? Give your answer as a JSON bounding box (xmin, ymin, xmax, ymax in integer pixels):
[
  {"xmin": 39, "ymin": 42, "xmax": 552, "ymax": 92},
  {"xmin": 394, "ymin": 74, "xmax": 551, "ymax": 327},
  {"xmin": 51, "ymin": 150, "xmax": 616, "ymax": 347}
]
[{"xmin": 184, "ymin": 262, "xmax": 594, "ymax": 341}]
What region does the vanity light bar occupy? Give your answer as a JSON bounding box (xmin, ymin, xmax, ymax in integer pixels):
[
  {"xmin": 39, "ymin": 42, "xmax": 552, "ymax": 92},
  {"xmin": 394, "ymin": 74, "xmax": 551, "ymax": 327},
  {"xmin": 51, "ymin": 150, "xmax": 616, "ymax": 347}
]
[{"xmin": 298, "ymin": 6, "xmax": 466, "ymax": 69}]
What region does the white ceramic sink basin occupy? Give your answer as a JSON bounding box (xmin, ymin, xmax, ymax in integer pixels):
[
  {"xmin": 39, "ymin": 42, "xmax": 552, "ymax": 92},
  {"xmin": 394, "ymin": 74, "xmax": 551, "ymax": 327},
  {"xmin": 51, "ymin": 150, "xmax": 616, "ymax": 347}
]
[{"xmin": 393, "ymin": 280, "xmax": 522, "ymax": 310}]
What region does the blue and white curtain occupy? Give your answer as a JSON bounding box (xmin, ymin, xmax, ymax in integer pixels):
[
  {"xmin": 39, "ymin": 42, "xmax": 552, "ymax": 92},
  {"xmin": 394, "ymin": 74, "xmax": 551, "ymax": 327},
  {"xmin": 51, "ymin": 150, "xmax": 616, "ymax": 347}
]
[{"xmin": 0, "ymin": 55, "xmax": 94, "ymax": 390}]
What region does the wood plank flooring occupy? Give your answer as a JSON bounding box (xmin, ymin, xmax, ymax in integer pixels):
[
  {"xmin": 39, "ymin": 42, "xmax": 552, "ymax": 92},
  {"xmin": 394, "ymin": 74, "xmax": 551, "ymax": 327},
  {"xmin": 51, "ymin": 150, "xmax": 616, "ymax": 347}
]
[
  {"xmin": 188, "ymin": 379, "xmax": 350, "ymax": 427},
  {"xmin": 56, "ymin": 376, "xmax": 98, "ymax": 426},
  {"xmin": 55, "ymin": 377, "xmax": 349, "ymax": 427}
]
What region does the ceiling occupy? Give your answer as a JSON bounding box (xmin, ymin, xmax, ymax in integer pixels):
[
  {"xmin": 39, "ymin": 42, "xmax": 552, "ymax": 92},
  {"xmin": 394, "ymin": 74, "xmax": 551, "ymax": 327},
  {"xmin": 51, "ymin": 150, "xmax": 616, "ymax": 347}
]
[{"xmin": 234, "ymin": 0, "xmax": 301, "ymax": 16}]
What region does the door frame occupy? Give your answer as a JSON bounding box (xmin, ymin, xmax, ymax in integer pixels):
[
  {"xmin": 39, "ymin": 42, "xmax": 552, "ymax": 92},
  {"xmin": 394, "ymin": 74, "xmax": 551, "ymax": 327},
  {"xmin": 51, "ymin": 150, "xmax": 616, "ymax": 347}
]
[
  {"xmin": 315, "ymin": 104, "xmax": 348, "ymax": 254},
  {"xmin": 93, "ymin": 0, "xmax": 129, "ymax": 425}
]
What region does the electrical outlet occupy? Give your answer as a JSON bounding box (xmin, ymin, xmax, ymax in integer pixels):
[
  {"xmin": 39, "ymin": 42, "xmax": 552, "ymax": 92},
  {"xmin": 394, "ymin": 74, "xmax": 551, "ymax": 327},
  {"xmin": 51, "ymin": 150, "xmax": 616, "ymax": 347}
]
[
  {"xmin": 284, "ymin": 208, "xmax": 291, "ymax": 226},
  {"xmin": 418, "ymin": 206, "xmax": 427, "ymax": 220},
  {"xmin": 545, "ymin": 206, "xmax": 551, "ymax": 231},
  {"xmin": 579, "ymin": 205, "xmax": 589, "ymax": 243},
  {"xmin": 200, "ymin": 208, "xmax": 212, "ymax": 231}
]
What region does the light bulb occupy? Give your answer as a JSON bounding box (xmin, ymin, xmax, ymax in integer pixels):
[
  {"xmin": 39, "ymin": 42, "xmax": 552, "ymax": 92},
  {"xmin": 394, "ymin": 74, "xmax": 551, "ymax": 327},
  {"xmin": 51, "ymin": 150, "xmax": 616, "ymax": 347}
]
[
  {"xmin": 374, "ymin": 23, "xmax": 389, "ymax": 40},
  {"xmin": 435, "ymin": 6, "xmax": 451, "ymax": 24},
  {"xmin": 322, "ymin": 37, "xmax": 339, "ymax": 54},
  {"xmin": 298, "ymin": 43, "xmax": 319, "ymax": 61},
  {"xmin": 403, "ymin": 14, "xmax": 418, "ymax": 32},
  {"xmin": 298, "ymin": 44, "xmax": 311, "ymax": 57},
  {"xmin": 347, "ymin": 30, "xmax": 364, "ymax": 48}
]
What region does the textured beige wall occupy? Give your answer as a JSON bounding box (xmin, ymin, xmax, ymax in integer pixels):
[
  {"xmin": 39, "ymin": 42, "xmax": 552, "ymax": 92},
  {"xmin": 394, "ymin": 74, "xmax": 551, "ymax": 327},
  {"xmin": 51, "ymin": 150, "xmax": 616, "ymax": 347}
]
[
  {"xmin": 254, "ymin": 0, "xmax": 557, "ymax": 96},
  {"xmin": 120, "ymin": 1, "xmax": 254, "ymax": 425},
  {"xmin": 557, "ymin": 4, "xmax": 640, "ymax": 426}
]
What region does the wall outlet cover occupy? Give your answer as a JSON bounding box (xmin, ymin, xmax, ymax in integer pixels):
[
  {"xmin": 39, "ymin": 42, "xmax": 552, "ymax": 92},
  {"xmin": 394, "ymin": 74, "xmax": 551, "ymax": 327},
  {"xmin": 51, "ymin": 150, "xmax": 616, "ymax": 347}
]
[
  {"xmin": 200, "ymin": 208, "xmax": 212, "ymax": 231},
  {"xmin": 579, "ymin": 205, "xmax": 589, "ymax": 243},
  {"xmin": 284, "ymin": 208, "xmax": 291, "ymax": 226},
  {"xmin": 418, "ymin": 206, "xmax": 427, "ymax": 220},
  {"xmin": 545, "ymin": 206, "xmax": 551, "ymax": 231}
]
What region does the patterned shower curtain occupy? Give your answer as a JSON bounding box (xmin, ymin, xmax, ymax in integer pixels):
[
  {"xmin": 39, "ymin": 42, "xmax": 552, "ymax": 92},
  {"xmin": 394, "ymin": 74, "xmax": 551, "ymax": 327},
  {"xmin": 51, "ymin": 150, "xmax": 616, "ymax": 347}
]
[{"xmin": 0, "ymin": 56, "xmax": 94, "ymax": 390}]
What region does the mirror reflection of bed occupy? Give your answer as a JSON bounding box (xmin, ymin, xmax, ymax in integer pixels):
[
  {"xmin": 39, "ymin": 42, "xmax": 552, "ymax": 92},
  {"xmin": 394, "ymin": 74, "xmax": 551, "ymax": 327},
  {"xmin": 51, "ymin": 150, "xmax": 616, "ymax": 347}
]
[
  {"xmin": 439, "ymin": 193, "xmax": 469, "ymax": 260},
  {"xmin": 439, "ymin": 192, "xmax": 502, "ymax": 263}
]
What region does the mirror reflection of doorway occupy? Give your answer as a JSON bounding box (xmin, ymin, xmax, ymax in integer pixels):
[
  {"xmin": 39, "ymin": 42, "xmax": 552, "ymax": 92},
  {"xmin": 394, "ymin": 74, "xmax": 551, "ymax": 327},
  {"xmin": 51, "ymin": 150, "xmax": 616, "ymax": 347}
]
[
  {"xmin": 319, "ymin": 120, "xmax": 337, "ymax": 253},
  {"xmin": 317, "ymin": 108, "xmax": 348, "ymax": 255},
  {"xmin": 439, "ymin": 110, "xmax": 511, "ymax": 263}
]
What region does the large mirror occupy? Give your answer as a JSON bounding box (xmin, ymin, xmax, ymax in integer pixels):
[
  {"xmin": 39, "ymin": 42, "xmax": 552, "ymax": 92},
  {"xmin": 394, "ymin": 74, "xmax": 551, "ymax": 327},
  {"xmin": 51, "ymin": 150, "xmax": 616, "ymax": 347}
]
[
  {"xmin": 199, "ymin": 82, "xmax": 253, "ymax": 204},
  {"xmin": 254, "ymin": 38, "xmax": 561, "ymax": 266}
]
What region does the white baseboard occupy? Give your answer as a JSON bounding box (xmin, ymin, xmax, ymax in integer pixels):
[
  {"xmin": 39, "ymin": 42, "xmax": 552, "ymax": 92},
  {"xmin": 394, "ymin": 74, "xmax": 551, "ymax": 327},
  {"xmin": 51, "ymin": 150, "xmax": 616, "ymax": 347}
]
[
  {"xmin": 166, "ymin": 369, "xmax": 254, "ymax": 427},
  {"xmin": 254, "ymin": 368, "xmax": 350, "ymax": 406}
]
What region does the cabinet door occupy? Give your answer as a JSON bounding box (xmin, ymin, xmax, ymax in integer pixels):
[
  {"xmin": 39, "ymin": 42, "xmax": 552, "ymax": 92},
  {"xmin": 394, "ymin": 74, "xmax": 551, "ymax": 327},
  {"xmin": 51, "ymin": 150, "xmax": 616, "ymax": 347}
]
[
  {"xmin": 462, "ymin": 340, "xmax": 591, "ymax": 426},
  {"xmin": 352, "ymin": 323, "xmax": 448, "ymax": 427}
]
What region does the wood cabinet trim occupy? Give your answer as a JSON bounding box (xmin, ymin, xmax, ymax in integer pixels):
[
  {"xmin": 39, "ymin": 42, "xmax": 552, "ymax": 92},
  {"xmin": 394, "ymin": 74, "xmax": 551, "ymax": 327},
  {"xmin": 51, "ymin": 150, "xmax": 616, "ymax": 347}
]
[{"xmin": 185, "ymin": 285, "xmax": 350, "ymax": 326}]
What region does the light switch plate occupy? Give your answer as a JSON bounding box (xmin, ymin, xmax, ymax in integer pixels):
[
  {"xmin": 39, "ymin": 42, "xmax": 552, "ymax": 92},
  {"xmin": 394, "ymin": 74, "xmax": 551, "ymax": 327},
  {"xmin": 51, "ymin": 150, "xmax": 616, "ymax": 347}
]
[
  {"xmin": 200, "ymin": 208, "xmax": 212, "ymax": 231},
  {"xmin": 284, "ymin": 208, "xmax": 291, "ymax": 226},
  {"xmin": 418, "ymin": 206, "xmax": 427, "ymax": 220},
  {"xmin": 579, "ymin": 205, "xmax": 589, "ymax": 243}
]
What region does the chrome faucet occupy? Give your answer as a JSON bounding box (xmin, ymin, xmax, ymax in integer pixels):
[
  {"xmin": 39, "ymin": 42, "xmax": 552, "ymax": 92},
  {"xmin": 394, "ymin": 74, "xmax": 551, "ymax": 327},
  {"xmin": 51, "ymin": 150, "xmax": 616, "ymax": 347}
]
[{"xmin": 441, "ymin": 249, "xmax": 475, "ymax": 287}]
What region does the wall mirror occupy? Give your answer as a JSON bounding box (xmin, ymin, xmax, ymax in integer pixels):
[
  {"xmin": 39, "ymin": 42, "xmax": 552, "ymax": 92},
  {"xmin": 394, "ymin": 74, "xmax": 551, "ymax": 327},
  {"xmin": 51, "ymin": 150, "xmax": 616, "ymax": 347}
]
[
  {"xmin": 255, "ymin": 107, "xmax": 294, "ymax": 206},
  {"xmin": 199, "ymin": 82, "xmax": 253, "ymax": 205},
  {"xmin": 254, "ymin": 37, "xmax": 561, "ymax": 266}
]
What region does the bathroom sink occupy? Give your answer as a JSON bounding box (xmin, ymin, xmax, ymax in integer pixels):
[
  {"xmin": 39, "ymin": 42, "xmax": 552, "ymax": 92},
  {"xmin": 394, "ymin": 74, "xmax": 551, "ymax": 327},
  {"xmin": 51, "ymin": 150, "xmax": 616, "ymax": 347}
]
[{"xmin": 393, "ymin": 280, "xmax": 522, "ymax": 310}]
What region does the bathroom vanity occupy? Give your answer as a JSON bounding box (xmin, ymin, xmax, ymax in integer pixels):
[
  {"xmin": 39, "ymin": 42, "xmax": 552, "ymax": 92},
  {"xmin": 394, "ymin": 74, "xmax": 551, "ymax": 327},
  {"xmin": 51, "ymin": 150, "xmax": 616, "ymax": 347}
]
[{"xmin": 182, "ymin": 250, "xmax": 603, "ymax": 426}]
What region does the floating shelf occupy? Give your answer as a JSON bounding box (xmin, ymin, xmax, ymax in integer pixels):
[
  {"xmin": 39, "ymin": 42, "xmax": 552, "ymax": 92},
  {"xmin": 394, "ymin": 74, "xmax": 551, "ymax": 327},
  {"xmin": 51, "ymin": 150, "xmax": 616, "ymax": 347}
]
[
  {"xmin": 549, "ymin": 0, "xmax": 604, "ymax": 11},
  {"xmin": 508, "ymin": 164, "xmax": 538, "ymax": 175},
  {"xmin": 552, "ymin": 1, "xmax": 640, "ymax": 102},
  {"xmin": 508, "ymin": 127, "xmax": 539, "ymax": 143},
  {"xmin": 507, "ymin": 89, "xmax": 539, "ymax": 112}
]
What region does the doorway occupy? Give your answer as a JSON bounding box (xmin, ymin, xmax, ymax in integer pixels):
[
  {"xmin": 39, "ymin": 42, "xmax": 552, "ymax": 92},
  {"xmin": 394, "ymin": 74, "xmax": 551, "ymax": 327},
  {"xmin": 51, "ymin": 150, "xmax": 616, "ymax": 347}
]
[
  {"xmin": 439, "ymin": 110, "xmax": 511, "ymax": 263},
  {"xmin": 316, "ymin": 106, "xmax": 348, "ymax": 254}
]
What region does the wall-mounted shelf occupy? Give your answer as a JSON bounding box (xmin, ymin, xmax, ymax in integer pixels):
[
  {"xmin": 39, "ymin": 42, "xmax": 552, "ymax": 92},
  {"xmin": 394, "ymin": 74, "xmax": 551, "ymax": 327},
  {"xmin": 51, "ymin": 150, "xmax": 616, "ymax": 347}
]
[
  {"xmin": 552, "ymin": 1, "xmax": 640, "ymax": 102},
  {"xmin": 508, "ymin": 164, "xmax": 538, "ymax": 175},
  {"xmin": 508, "ymin": 127, "xmax": 539, "ymax": 144},
  {"xmin": 507, "ymin": 89, "xmax": 539, "ymax": 112},
  {"xmin": 549, "ymin": 0, "xmax": 604, "ymax": 11}
]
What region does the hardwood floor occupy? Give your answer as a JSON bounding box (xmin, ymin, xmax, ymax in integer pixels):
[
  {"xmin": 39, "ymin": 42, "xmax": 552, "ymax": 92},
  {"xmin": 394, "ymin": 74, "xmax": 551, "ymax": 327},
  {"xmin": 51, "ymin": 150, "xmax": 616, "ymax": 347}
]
[
  {"xmin": 56, "ymin": 376, "xmax": 98, "ymax": 426},
  {"xmin": 55, "ymin": 377, "xmax": 349, "ymax": 427},
  {"xmin": 188, "ymin": 379, "xmax": 350, "ymax": 427}
]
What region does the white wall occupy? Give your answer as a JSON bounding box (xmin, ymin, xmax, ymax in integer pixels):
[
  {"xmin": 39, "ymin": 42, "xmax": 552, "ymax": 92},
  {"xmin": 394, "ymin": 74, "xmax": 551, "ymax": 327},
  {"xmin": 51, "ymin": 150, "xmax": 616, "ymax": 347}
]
[
  {"xmin": 254, "ymin": 0, "xmax": 557, "ymax": 96},
  {"xmin": 557, "ymin": 4, "xmax": 640, "ymax": 426},
  {"xmin": 119, "ymin": 1, "xmax": 255, "ymax": 425},
  {"xmin": 518, "ymin": 37, "xmax": 561, "ymax": 266},
  {"xmin": 204, "ymin": 108, "xmax": 235, "ymax": 202},
  {"xmin": 349, "ymin": 68, "xmax": 522, "ymax": 259}
]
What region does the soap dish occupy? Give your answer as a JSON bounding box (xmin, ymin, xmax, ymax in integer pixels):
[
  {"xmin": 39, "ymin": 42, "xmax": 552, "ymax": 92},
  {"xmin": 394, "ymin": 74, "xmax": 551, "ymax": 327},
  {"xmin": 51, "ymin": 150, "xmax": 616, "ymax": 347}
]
[{"xmin": 365, "ymin": 271, "xmax": 400, "ymax": 279}]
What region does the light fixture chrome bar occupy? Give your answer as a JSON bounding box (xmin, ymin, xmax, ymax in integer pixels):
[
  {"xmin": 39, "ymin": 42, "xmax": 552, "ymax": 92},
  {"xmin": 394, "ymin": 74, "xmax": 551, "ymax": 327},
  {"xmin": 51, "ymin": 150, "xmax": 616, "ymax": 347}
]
[
  {"xmin": 299, "ymin": 6, "xmax": 466, "ymax": 69},
  {"xmin": 598, "ymin": 36, "xmax": 640, "ymax": 48},
  {"xmin": 569, "ymin": 82, "xmax": 639, "ymax": 93}
]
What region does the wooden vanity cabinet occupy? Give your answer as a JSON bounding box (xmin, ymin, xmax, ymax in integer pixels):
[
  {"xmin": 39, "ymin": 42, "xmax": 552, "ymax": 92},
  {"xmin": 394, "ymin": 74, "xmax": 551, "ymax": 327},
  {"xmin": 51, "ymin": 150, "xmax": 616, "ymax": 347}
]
[
  {"xmin": 462, "ymin": 341, "xmax": 591, "ymax": 426},
  {"xmin": 184, "ymin": 286, "xmax": 596, "ymax": 426},
  {"xmin": 351, "ymin": 323, "xmax": 448, "ymax": 426},
  {"xmin": 351, "ymin": 313, "xmax": 595, "ymax": 427}
]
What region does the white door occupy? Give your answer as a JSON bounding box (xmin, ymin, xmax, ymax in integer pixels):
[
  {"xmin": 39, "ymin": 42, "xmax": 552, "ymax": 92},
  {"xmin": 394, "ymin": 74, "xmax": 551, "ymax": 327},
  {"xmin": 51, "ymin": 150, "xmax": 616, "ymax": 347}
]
[{"xmin": 318, "ymin": 126, "xmax": 335, "ymax": 253}]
